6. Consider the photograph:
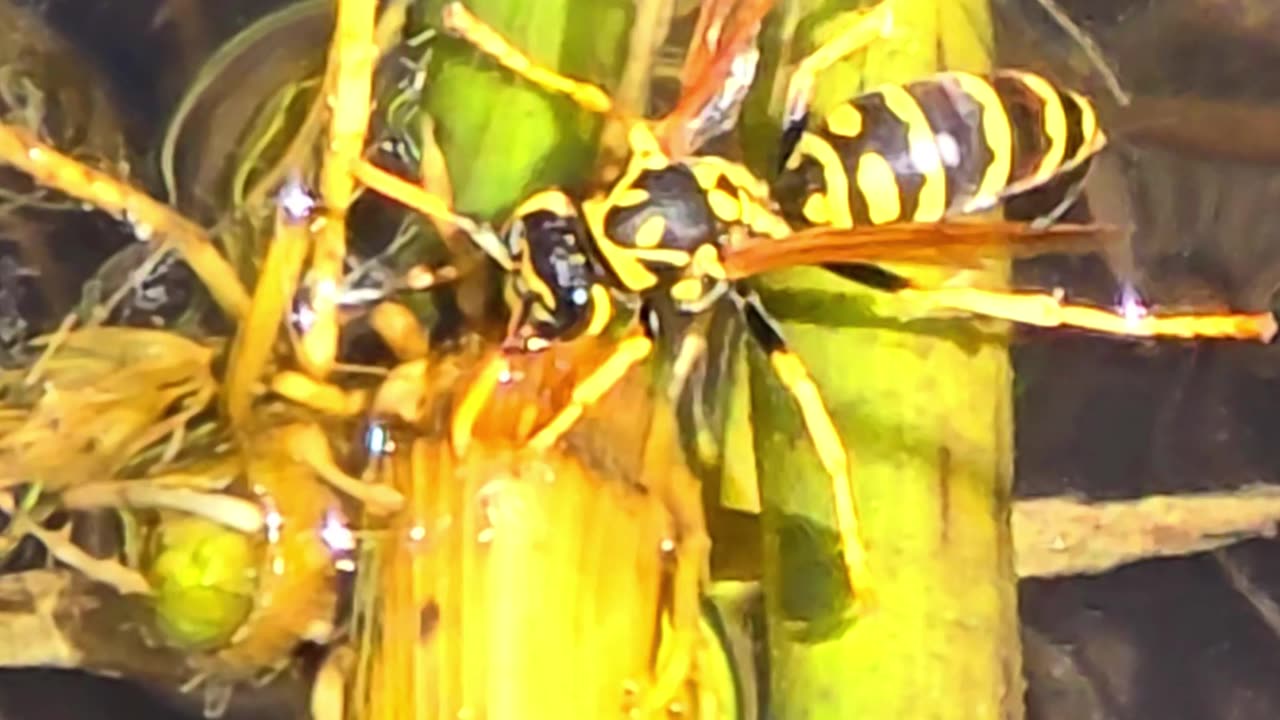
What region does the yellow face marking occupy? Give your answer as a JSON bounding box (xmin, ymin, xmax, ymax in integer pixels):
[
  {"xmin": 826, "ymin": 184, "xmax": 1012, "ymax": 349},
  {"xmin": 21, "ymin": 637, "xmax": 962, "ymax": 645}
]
[
  {"xmin": 824, "ymin": 103, "xmax": 864, "ymax": 137},
  {"xmin": 514, "ymin": 189, "xmax": 574, "ymax": 218},
  {"xmin": 706, "ymin": 188, "xmax": 741, "ymax": 222},
  {"xmin": 613, "ymin": 187, "xmax": 651, "ymax": 208},
  {"xmin": 802, "ymin": 192, "xmax": 832, "ymax": 224},
  {"xmin": 855, "ymin": 152, "xmax": 901, "ymax": 225},
  {"xmin": 633, "ymin": 214, "xmax": 667, "ymax": 248},
  {"xmin": 584, "ymin": 284, "xmax": 613, "ymax": 337},
  {"xmin": 949, "ymin": 72, "xmax": 1012, "ymax": 213},
  {"xmin": 1006, "ymin": 70, "xmax": 1067, "ymax": 187},
  {"xmin": 876, "ymin": 83, "xmax": 945, "ymax": 222},
  {"xmin": 1066, "ymin": 89, "xmax": 1107, "ymax": 164},
  {"xmin": 517, "ymin": 238, "xmax": 556, "ymax": 309},
  {"xmin": 795, "ymin": 133, "xmax": 853, "ymax": 227},
  {"xmin": 581, "ymin": 196, "xmax": 658, "ymax": 292}
]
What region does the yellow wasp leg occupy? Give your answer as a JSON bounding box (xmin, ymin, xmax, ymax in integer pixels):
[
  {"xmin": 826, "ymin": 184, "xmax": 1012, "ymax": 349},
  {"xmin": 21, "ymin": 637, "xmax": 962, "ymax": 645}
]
[
  {"xmin": 640, "ymin": 381, "xmax": 711, "ymax": 714},
  {"xmin": 782, "ymin": 0, "xmax": 898, "ymax": 132},
  {"xmin": 526, "ymin": 335, "xmax": 655, "ymax": 452},
  {"xmin": 0, "ymin": 123, "xmax": 250, "ymax": 320},
  {"xmin": 451, "ymin": 353, "xmax": 510, "ymax": 457},
  {"xmin": 897, "ymin": 286, "xmax": 1280, "ymax": 342},
  {"xmin": 442, "ymin": 3, "xmax": 615, "ymax": 115},
  {"xmin": 732, "ymin": 289, "xmax": 875, "ymax": 610},
  {"xmin": 302, "ymin": 0, "xmax": 379, "ymax": 379}
]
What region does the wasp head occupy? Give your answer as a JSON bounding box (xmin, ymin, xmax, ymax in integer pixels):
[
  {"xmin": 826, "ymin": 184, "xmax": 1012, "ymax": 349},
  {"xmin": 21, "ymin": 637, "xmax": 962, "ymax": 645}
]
[{"xmin": 501, "ymin": 191, "xmax": 612, "ymax": 354}]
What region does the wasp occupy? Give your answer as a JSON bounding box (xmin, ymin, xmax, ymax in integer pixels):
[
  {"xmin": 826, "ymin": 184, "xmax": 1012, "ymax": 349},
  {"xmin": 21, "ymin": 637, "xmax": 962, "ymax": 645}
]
[{"xmin": 352, "ymin": 0, "xmax": 1279, "ymax": 611}]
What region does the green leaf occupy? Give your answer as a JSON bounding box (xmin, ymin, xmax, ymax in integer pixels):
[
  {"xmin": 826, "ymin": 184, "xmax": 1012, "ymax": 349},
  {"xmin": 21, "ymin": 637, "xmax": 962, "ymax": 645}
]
[{"xmin": 421, "ymin": 0, "xmax": 632, "ymax": 219}]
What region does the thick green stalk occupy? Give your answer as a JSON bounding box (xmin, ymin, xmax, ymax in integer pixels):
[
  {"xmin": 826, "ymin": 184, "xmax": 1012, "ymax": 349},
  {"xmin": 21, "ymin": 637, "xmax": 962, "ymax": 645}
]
[{"xmin": 748, "ymin": 1, "xmax": 1023, "ymax": 717}]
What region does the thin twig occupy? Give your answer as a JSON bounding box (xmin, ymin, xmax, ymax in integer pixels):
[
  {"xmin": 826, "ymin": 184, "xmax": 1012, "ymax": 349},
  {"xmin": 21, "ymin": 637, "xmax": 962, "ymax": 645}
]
[
  {"xmin": 1014, "ymin": 486, "xmax": 1280, "ymax": 578},
  {"xmin": 0, "ymin": 123, "xmax": 250, "ymax": 320}
]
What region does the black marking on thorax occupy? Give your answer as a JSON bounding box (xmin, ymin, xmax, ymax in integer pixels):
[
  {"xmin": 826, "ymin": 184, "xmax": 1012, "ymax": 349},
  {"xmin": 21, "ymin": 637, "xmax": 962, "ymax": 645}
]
[{"xmin": 602, "ymin": 165, "xmax": 722, "ymax": 256}]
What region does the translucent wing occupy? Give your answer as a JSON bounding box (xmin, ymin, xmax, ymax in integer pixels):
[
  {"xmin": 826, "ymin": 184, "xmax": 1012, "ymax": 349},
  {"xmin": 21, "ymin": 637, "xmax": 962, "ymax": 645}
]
[
  {"xmin": 720, "ymin": 221, "xmax": 1121, "ymax": 279},
  {"xmin": 655, "ymin": 0, "xmax": 777, "ymax": 157}
]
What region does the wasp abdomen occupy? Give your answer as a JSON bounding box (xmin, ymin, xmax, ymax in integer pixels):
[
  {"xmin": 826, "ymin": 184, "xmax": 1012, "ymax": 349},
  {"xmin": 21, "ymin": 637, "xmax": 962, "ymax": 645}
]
[{"xmin": 775, "ymin": 70, "xmax": 1106, "ymax": 229}]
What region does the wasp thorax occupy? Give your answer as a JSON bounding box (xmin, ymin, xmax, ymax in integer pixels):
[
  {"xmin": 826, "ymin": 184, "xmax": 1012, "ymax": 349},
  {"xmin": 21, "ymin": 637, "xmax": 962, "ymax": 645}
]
[{"xmin": 502, "ymin": 191, "xmax": 611, "ymax": 354}]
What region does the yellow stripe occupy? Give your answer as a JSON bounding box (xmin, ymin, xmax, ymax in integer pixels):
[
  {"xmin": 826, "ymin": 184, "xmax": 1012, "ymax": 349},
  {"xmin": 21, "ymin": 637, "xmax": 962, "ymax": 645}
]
[
  {"xmin": 825, "ymin": 103, "xmax": 864, "ymax": 137},
  {"xmin": 877, "ymin": 84, "xmax": 945, "ymax": 221},
  {"xmin": 855, "ymin": 152, "xmax": 900, "ymax": 225},
  {"xmin": 581, "ymin": 196, "xmax": 659, "ymax": 292},
  {"xmin": 518, "ymin": 238, "xmax": 557, "ymax": 310},
  {"xmin": 795, "ymin": 133, "xmax": 853, "ymax": 227},
  {"xmin": 633, "ymin": 215, "xmax": 667, "ymax": 248},
  {"xmin": 514, "ymin": 189, "xmax": 575, "ymax": 218},
  {"xmin": 1006, "ymin": 70, "xmax": 1067, "ymax": 188},
  {"xmin": 802, "ymin": 193, "xmax": 831, "ymax": 224},
  {"xmin": 1066, "ymin": 89, "xmax": 1107, "ymax": 165},
  {"xmin": 949, "ymin": 72, "xmax": 1012, "ymax": 213},
  {"xmin": 706, "ymin": 188, "xmax": 741, "ymax": 222},
  {"xmin": 583, "ymin": 284, "xmax": 613, "ymax": 337}
]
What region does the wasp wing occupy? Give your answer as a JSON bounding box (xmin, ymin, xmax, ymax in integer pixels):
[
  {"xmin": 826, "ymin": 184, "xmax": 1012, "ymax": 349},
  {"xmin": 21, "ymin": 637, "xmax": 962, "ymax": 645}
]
[
  {"xmin": 655, "ymin": 0, "xmax": 777, "ymax": 158},
  {"xmin": 720, "ymin": 221, "xmax": 1123, "ymax": 279}
]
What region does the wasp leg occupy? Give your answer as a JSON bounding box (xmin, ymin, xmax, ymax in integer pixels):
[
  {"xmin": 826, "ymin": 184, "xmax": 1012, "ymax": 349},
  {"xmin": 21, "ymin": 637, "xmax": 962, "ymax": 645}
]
[
  {"xmin": 441, "ymin": 3, "xmax": 615, "ymax": 116},
  {"xmin": 780, "ymin": 0, "xmax": 898, "ymax": 160},
  {"xmin": 669, "ymin": 322, "xmax": 722, "ymax": 466},
  {"xmin": 640, "ymin": 363, "xmax": 711, "ymax": 714},
  {"xmin": 451, "ymin": 353, "xmax": 511, "ymax": 457},
  {"xmin": 729, "ymin": 288, "xmax": 874, "ymax": 609},
  {"xmin": 907, "ymin": 286, "xmax": 1278, "ymax": 341},
  {"xmin": 830, "ymin": 262, "xmax": 1280, "ymax": 341},
  {"xmin": 525, "ymin": 335, "xmax": 656, "ymax": 452}
]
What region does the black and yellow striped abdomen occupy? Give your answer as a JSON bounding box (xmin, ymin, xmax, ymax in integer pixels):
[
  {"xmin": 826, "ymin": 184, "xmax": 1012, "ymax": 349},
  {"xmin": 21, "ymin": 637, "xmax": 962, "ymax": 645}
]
[{"xmin": 773, "ymin": 70, "xmax": 1106, "ymax": 229}]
